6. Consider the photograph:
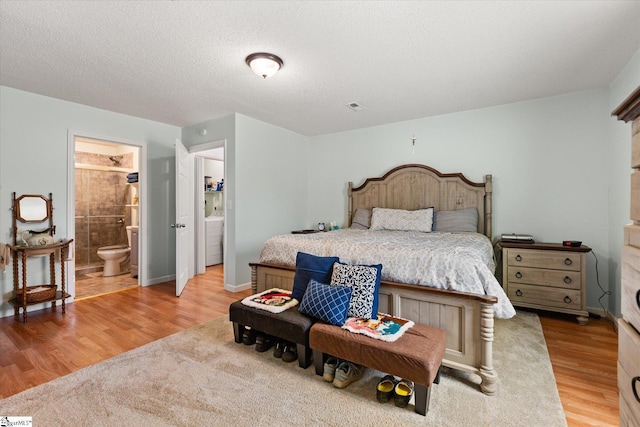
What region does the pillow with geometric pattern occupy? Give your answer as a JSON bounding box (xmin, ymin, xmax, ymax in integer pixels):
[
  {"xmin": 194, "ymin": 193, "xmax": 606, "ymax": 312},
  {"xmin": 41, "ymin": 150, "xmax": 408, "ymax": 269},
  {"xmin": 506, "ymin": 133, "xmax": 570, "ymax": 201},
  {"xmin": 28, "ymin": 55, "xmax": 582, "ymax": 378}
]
[
  {"xmin": 330, "ymin": 262, "xmax": 382, "ymax": 320},
  {"xmin": 299, "ymin": 279, "xmax": 352, "ymax": 326}
]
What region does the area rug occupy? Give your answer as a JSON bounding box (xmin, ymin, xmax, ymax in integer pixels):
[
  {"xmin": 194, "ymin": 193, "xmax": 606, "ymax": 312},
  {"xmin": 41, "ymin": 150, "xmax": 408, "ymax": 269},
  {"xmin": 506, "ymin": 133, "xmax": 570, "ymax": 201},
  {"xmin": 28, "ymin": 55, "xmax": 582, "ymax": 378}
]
[{"xmin": 0, "ymin": 310, "xmax": 566, "ymax": 426}]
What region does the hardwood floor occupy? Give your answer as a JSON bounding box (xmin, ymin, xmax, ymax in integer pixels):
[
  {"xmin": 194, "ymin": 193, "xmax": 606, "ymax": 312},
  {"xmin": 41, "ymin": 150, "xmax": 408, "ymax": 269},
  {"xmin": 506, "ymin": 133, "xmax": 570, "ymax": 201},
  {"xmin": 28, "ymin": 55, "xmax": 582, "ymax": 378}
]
[
  {"xmin": 1, "ymin": 268, "xmax": 619, "ymax": 426},
  {"xmin": 539, "ymin": 311, "xmax": 619, "ymax": 427}
]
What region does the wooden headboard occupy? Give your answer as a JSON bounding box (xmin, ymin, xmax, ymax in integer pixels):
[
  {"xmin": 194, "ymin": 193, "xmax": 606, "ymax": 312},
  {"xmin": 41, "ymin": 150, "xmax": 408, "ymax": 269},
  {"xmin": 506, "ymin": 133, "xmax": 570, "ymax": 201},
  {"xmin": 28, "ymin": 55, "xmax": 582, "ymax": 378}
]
[{"xmin": 348, "ymin": 164, "xmax": 493, "ymax": 238}]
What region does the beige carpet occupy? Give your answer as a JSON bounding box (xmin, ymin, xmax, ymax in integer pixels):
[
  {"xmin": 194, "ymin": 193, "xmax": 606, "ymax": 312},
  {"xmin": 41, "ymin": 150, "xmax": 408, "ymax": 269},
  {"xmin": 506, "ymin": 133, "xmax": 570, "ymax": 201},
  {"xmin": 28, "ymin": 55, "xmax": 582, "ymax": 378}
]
[{"xmin": 0, "ymin": 310, "xmax": 566, "ymax": 426}]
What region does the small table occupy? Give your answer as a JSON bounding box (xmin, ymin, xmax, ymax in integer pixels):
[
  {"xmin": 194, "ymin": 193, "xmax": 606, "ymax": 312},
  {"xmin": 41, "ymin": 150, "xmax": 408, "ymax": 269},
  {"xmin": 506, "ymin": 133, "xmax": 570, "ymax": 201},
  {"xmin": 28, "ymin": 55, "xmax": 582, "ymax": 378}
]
[
  {"xmin": 501, "ymin": 241, "xmax": 591, "ymax": 325},
  {"xmin": 9, "ymin": 239, "xmax": 73, "ymax": 322},
  {"xmin": 291, "ymin": 229, "xmax": 320, "ymax": 234}
]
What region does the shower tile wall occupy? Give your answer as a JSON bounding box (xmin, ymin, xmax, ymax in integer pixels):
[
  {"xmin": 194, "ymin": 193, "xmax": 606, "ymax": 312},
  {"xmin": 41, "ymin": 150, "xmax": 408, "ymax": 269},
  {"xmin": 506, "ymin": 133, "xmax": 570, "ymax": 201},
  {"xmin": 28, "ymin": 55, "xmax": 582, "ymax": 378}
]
[{"xmin": 75, "ymin": 152, "xmax": 134, "ymax": 266}]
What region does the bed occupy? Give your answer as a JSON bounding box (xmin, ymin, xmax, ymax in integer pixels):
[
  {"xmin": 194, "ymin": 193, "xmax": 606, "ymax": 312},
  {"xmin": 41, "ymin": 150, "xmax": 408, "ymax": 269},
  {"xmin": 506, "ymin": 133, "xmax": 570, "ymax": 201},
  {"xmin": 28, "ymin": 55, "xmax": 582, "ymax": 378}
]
[{"xmin": 249, "ymin": 164, "xmax": 514, "ymax": 395}]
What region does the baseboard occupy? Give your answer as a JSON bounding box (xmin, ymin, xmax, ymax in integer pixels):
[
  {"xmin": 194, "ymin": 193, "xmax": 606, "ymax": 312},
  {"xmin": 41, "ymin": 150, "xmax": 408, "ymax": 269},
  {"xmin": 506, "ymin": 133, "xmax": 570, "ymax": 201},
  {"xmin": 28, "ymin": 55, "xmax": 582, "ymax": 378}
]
[
  {"xmin": 225, "ymin": 282, "xmax": 251, "ymax": 293},
  {"xmin": 146, "ymin": 274, "xmax": 175, "ymax": 287},
  {"xmin": 587, "ymin": 306, "xmax": 619, "ymax": 333}
]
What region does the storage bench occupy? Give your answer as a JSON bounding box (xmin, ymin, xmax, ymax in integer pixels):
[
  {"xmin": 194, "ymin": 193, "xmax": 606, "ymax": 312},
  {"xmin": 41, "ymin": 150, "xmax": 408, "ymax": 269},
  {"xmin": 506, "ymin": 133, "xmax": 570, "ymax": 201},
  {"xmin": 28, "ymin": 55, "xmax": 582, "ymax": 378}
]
[
  {"xmin": 309, "ymin": 321, "xmax": 446, "ymax": 415},
  {"xmin": 228, "ymin": 300, "xmax": 315, "ymax": 368}
]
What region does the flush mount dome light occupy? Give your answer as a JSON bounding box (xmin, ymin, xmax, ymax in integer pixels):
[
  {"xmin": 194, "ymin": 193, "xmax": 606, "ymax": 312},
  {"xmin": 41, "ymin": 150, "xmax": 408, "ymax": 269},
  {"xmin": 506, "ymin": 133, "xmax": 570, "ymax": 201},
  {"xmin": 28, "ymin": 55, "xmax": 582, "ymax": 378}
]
[{"xmin": 245, "ymin": 52, "xmax": 283, "ymax": 79}]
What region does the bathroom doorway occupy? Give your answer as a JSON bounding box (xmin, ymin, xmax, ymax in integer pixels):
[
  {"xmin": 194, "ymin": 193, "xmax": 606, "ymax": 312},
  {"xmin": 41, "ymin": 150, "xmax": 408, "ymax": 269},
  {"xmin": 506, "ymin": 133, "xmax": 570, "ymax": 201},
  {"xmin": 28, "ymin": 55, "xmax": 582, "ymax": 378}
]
[{"xmin": 72, "ymin": 137, "xmax": 141, "ymax": 300}]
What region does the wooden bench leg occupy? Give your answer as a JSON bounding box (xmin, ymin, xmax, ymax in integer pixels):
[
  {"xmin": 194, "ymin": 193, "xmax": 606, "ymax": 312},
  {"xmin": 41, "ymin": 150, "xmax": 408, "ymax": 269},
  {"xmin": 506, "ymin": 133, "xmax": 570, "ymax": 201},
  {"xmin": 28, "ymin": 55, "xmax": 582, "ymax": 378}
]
[
  {"xmin": 232, "ymin": 322, "xmax": 244, "ymax": 344},
  {"xmin": 312, "ymin": 349, "xmax": 325, "ymax": 376},
  {"xmin": 433, "ymin": 365, "xmax": 442, "ymax": 384},
  {"xmin": 414, "ymin": 383, "xmax": 431, "ymax": 416},
  {"xmin": 297, "ymin": 343, "xmax": 312, "ymax": 369}
]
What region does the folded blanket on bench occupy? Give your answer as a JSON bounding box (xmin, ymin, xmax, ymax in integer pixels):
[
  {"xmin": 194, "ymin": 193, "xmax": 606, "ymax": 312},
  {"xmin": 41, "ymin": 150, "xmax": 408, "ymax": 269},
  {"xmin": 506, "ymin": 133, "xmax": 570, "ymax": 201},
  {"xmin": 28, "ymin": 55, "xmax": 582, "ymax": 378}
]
[
  {"xmin": 342, "ymin": 313, "xmax": 414, "ymax": 342},
  {"xmin": 241, "ymin": 288, "xmax": 299, "ymax": 313}
]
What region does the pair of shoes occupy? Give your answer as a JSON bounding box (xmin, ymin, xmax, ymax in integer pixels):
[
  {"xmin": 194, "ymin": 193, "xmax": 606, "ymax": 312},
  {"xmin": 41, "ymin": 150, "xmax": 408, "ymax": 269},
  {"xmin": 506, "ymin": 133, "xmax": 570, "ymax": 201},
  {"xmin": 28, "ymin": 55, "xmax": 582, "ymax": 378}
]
[
  {"xmin": 333, "ymin": 361, "xmax": 364, "ymax": 389},
  {"xmin": 323, "ymin": 357, "xmax": 340, "ymax": 382},
  {"xmin": 255, "ymin": 333, "xmax": 275, "ymax": 352},
  {"xmin": 376, "ymin": 375, "xmax": 397, "ymax": 403},
  {"xmin": 393, "ymin": 379, "xmax": 414, "ymax": 408},
  {"xmin": 281, "ymin": 343, "xmax": 298, "ymax": 363},
  {"xmin": 242, "ymin": 328, "xmax": 256, "ymax": 345},
  {"xmin": 273, "ymin": 340, "xmax": 286, "ymax": 358}
]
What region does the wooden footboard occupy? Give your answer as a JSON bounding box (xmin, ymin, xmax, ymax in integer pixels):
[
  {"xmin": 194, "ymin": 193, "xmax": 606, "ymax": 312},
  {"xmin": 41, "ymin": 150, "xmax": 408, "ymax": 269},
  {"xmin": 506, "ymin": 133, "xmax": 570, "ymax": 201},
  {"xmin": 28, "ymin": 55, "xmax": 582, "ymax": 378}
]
[{"xmin": 250, "ymin": 262, "xmax": 498, "ymax": 395}]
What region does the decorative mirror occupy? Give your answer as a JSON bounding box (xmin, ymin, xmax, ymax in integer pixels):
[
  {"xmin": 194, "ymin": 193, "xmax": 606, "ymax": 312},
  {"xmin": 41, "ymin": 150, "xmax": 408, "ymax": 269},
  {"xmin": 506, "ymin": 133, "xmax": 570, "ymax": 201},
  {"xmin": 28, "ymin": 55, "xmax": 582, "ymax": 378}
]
[
  {"xmin": 16, "ymin": 194, "xmax": 50, "ymax": 222},
  {"xmin": 12, "ymin": 192, "xmax": 55, "ymax": 246}
]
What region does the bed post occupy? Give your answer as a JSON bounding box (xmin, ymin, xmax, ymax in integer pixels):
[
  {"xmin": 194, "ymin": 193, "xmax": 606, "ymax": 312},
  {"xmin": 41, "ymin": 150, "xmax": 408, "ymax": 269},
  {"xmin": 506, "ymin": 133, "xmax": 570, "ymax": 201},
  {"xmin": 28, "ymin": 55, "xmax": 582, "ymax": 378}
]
[
  {"xmin": 250, "ymin": 264, "xmax": 258, "ymax": 294},
  {"xmin": 347, "ymin": 181, "xmax": 354, "ymax": 227},
  {"xmin": 484, "ymin": 174, "xmax": 493, "ymax": 239},
  {"xmin": 479, "ymin": 302, "xmax": 497, "ymax": 395}
]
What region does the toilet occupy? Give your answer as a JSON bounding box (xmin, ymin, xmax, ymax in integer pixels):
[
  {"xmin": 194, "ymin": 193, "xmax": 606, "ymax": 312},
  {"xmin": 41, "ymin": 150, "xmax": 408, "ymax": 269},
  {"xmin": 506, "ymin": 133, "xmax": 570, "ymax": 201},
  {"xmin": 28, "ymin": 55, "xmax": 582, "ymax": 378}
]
[{"xmin": 96, "ymin": 226, "xmax": 135, "ymax": 277}]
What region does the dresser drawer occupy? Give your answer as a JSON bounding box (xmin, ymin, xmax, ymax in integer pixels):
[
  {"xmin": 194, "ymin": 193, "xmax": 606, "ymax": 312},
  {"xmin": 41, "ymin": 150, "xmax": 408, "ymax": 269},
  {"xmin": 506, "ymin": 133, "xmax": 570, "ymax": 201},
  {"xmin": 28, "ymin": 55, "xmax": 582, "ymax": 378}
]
[
  {"xmin": 620, "ymin": 393, "xmax": 639, "ymax": 427},
  {"xmin": 625, "ymin": 225, "xmax": 640, "ymax": 249},
  {"xmin": 618, "ymin": 320, "xmax": 640, "ymax": 425},
  {"xmin": 507, "ymin": 284, "xmax": 582, "ymax": 310},
  {"xmin": 622, "ymin": 245, "xmax": 640, "ymax": 332},
  {"xmin": 506, "ymin": 249, "xmax": 581, "ymax": 271},
  {"xmin": 632, "ymin": 131, "xmax": 640, "ymax": 169},
  {"xmin": 632, "ymin": 171, "xmax": 640, "ymax": 222},
  {"xmin": 506, "ymin": 266, "xmax": 580, "ymax": 290}
]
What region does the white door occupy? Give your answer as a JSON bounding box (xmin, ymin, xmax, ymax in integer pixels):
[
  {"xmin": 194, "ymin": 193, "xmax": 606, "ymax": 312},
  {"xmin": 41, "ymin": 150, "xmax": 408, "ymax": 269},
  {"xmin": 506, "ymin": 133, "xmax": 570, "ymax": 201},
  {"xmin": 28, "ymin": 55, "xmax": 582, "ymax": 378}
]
[{"xmin": 175, "ymin": 139, "xmax": 190, "ymax": 296}]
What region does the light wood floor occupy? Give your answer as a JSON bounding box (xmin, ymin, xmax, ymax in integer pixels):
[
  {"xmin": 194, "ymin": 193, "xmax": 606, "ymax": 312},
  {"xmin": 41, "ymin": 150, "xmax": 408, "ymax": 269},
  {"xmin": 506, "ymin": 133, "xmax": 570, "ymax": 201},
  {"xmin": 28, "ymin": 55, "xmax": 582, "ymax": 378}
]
[{"xmin": 1, "ymin": 267, "xmax": 619, "ymax": 426}]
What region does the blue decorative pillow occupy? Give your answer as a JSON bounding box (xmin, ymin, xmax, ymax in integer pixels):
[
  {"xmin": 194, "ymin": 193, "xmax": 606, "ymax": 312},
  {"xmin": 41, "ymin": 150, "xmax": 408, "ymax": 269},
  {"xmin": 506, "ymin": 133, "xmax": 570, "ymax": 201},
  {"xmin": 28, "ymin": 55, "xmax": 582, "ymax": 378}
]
[
  {"xmin": 299, "ymin": 279, "xmax": 352, "ymax": 326},
  {"xmin": 291, "ymin": 252, "xmax": 340, "ymax": 302},
  {"xmin": 330, "ymin": 262, "xmax": 382, "ymax": 320}
]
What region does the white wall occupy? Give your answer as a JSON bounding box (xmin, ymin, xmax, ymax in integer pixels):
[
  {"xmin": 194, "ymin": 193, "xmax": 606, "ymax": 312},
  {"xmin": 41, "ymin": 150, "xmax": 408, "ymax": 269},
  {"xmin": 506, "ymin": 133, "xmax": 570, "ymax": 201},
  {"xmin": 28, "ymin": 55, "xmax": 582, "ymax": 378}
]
[
  {"xmin": 0, "ymin": 86, "xmax": 181, "ymax": 318},
  {"xmin": 307, "ymin": 89, "xmax": 613, "ymax": 314},
  {"xmin": 608, "ymin": 49, "xmax": 640, "ymax": 316}
]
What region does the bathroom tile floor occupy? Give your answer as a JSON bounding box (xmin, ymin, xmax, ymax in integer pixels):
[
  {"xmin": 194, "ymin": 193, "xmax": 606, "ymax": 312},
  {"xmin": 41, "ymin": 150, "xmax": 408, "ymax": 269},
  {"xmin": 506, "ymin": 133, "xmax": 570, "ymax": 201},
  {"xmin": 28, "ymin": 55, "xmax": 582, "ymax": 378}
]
[{"xmin": 75, "ymin": 271, "xmax": 138, "ymax": 300}]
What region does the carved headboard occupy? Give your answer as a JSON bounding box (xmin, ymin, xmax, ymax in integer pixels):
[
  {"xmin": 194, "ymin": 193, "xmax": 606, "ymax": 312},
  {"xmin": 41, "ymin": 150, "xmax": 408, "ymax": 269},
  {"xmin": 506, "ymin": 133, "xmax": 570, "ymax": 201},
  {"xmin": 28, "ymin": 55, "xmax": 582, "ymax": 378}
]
[{"xmin": 348, "ymin": 164, "xmax": 493, "ymax": 238}]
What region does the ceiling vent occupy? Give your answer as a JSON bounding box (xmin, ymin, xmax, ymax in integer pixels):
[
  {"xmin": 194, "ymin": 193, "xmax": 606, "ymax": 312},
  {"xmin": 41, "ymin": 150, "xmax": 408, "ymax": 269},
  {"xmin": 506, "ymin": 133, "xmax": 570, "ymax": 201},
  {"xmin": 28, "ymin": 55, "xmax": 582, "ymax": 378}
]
[{"xmin": 345, "ymin": 102, "xmax": 366, "ymax": 112}]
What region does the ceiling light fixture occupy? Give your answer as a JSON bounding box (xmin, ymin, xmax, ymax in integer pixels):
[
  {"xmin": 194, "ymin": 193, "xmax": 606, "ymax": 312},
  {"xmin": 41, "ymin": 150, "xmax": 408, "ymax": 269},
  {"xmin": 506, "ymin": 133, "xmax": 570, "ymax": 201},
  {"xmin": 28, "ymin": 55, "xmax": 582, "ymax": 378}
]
[{"xmin": 245, "ymin": 52, "xmax": 283, "ymax": 79}]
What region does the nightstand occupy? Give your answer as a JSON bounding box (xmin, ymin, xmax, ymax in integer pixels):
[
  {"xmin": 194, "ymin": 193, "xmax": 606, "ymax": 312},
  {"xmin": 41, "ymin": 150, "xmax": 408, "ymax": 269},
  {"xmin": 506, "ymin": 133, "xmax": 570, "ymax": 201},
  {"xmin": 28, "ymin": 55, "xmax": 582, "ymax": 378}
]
[{"xmin": 501, "ymin": 241, "xmax": 591, "ymax": 325}]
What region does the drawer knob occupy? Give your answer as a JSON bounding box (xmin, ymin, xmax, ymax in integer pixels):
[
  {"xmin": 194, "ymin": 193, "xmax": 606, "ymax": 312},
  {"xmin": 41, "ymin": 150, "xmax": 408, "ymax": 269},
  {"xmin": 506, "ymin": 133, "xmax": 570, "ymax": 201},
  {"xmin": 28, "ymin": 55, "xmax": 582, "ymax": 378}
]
[
  {"xmin": 636, "ymin": 289, "xmax": 640, "ymax": 310},
  {"xmin": 515, "ymin": 255, "xmax": 522, "ymax": 262},
  {"xmin": 515, "ymin": 272, "xmax": 522, "ymax": 279},
  {"xmin": 633, "ymin": 376, "xmax": 640, "ymax": 403},
  {"xmin": 515, "ymin": 289, "xmax": 523, "ymax": 297},
  {"xmin": 564, "ymin": 258, "xmax": 572, "ymax": 265},
  {"xmin": 564, "ymin": 276, "xmax": 572, "ymax": 284},
  {"xmin": 563, "ymin": 296, "xmax": 572, "ymax": 304}
]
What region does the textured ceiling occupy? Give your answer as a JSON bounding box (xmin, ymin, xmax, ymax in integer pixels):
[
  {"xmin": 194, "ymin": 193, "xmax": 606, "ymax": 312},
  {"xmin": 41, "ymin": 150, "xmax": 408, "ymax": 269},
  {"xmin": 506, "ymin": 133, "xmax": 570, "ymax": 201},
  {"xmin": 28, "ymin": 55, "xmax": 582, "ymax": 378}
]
[{"xmin": 1, "ymin": 1, "xmax": 639, "ymax": 136}]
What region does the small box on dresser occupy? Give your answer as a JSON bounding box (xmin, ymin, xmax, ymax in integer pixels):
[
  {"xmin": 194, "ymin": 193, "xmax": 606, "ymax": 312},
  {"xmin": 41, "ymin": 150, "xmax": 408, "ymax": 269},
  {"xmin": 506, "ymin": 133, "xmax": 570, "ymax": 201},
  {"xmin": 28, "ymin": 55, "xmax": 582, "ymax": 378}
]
[{"xmin": 613, "ymin": 85, "xmax": 640, "ymax": 427}]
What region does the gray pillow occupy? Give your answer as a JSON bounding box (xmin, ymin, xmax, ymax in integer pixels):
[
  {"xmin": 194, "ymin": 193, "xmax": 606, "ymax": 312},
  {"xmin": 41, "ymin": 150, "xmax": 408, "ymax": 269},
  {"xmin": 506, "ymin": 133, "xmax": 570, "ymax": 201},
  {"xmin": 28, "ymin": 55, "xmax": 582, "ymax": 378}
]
[
  {"xmin": 433, "ymin": 208, "xmax": 478, "ymax": 232},
  {"xmin": 351, "ymin": 208, "xmax": 371, "ymax": 229}
]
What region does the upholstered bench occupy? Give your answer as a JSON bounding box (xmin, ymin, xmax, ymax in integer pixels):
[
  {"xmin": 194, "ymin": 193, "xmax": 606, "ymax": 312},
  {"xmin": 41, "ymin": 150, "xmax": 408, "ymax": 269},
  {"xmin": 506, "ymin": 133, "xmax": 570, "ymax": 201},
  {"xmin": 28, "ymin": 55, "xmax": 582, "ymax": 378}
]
[
  {"xmin": 309, "ymin": 321, "xmax": 446, "ymax": 415},
  {"xmin": 229, "ymin": 300, "xmax": 315, "ymax": 368}
]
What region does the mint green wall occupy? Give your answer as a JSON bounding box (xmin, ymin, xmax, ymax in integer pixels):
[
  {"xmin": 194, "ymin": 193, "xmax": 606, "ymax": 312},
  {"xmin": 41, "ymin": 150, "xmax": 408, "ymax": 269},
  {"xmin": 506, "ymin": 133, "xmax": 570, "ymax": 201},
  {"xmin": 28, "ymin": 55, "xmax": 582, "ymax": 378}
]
[
  {"xmin": 307, "ymin": 89, "xmax": 615, "ymax": 314},
  {"xmin": 0, "ymin": 86, "xmax": 181, "ymax": 318},
  {"xmin": 608, "ymin": 49, "xmax": 640, "ymax": 316},
  {"xmin": 234, "ymin": 114, "xmax": 308, "ymax": 285},
  {"xmin": 182, "ymin": 113, "xmax": 308, "ymax": 287}
]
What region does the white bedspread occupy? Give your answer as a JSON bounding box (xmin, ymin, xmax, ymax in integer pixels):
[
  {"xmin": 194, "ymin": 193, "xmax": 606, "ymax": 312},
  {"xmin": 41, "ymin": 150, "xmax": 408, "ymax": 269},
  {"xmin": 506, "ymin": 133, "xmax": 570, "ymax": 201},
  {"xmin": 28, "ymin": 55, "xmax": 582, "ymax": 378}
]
[{"xmin": 259, "ymin": 229, "xmax": 516, "ymax": 319}]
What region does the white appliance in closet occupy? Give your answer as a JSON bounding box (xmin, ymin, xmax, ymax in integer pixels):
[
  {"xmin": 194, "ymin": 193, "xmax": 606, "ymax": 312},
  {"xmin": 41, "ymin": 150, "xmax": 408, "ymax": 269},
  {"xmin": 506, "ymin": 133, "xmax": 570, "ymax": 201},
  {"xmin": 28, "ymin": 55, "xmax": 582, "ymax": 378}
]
[{"xmin": 205, "ymin": 216, "xmax": 223, "ymax": 266}]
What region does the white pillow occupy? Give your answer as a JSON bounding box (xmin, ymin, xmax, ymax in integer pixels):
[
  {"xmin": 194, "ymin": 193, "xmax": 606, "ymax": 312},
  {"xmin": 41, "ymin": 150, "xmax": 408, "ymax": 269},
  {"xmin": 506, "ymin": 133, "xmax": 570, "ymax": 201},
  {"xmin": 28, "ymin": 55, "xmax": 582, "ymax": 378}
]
[{"xmin": 369, "ymin": 207, "xmax": 434, "ymax": 232}]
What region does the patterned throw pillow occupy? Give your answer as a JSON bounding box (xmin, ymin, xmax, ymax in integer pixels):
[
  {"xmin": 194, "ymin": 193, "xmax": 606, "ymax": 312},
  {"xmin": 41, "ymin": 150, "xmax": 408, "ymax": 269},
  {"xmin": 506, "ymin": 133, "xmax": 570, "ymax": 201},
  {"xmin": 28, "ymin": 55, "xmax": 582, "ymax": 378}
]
[
  {"xmin": 291, "ymin": 252, "xmax": 340, "ymax": 302},
  {"xmin": 370, "ymin": 207, "xmax": 434, "ymax": 232},
  {"xmin": 330, "ymin": 262, "xmax": 382, "ymax": 320},
  {"xmin": 299, "ymin": 279, "xmax": 352, "ymax": 326}
]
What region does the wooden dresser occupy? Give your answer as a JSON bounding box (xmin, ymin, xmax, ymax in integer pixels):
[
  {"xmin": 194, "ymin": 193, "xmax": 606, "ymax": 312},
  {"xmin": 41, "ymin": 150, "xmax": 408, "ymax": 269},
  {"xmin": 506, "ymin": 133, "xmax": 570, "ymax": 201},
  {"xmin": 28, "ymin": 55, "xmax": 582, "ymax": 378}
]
[
  {"xmin": 501, "ymin": 241, "xmax": 590, "ymax": 325},
  {"xmin": 613, "ymin": 86, "xmax": 640, "ymax": 427}
]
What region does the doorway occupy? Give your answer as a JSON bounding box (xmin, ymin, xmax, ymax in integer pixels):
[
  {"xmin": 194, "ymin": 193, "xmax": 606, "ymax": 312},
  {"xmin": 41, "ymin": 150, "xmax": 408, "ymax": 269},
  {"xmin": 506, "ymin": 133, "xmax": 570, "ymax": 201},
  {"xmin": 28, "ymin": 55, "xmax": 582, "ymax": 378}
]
[
  {"xmin": 196, "ymin": 147, "xmax": 224, "ymax": 277},
  {"xmin": 68, "ymin": 134, "xmax": 146, "ymax": 300}
]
